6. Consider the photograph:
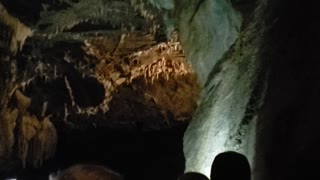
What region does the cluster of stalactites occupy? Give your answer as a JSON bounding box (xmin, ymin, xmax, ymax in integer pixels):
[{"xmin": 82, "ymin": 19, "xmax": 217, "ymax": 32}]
[
  {"xmin": 128, "ymin": 37, "xmax": 191, "ymax": 82},
  {"xmin": 131, "ymin": 56, "xmax": 188, "ymax": 83},
  {"xmin": 79, "ymin": 35, "xmax": 191, "ymax": 113},
  {"xmin": 14, "ymin": 89, "xmax": 57, "ymax": 168},
  {"xmin": 83, "ymin": 35, "xmax": 190, "ymax": 84}
]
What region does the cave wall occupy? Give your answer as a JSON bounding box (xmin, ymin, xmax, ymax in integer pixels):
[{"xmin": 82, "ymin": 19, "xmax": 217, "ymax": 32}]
[
  {"xmin": 253, "ymin": 1, "xmax": 320, "ymax": 179},
  {"xmin": 1, "ymin": 0, "xmax": 201, "ymax": 175},
  {"xmin": 174, "ymin": 0, "xmax": 265, "ymax": 177},
  {"xmin": 0, "ymin": 0, "xmax": 318, "ymax": 179},
  {"xmin": 175, "ymin": 0, "xmax": 320, "ymax": 179},
  {"xmin": 175, "ymin": 0, "xmax": 242, "ymax": 85}
]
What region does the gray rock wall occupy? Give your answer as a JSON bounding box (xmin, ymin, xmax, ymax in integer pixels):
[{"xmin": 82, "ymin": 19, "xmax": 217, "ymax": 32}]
[
  {"xmin": 176, "ymin": 0, "xmax": 320, "ymax": 179},
  {"xmin": 174, "ymin": 0, "xmax": 268, "ymax": 177},
  {"xmin": 175, "ymin": 0, "xmax": 242, "ymax": 85}
]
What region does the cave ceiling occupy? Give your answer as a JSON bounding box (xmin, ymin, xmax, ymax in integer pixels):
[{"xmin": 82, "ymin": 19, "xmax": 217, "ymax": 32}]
[{"xmin": 0, "ymin": 0, "xmax": 200, "ymax": 132}]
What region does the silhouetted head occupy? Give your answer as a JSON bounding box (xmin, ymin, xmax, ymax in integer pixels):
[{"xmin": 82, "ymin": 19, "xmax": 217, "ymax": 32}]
[
  {"xmin": 210, "ymin": 151, "xmax": 251, "ymax": 180},
  {"xmin": 178, "ymin": 172, "xmax": 209, "ymax": 180},
  {"xmin": 49, "ymin": 164, "xmax": 123, "ymax": 180}
]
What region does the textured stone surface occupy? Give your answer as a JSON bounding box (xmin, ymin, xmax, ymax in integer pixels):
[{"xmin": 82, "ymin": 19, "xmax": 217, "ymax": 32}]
[
  {"xmin": 0, "ymin": 0, "xmax": 200, "ymax": 173},
  {"xmin": 175, "ymin": 0, "xmax": 242, "ymax": 85},
  {"xmin": 1, "ymin": 0, "xmax": 319, "ymax": 179},
  {"xmin": 179, "ymin": 1, "xmax": 268, "ymax": 177},
  {"xmin": 180, "ymin": 0, "xmax": 320, "ymax": 179},
  {"xmin": 148, "ymin": 0, "xmax": 174, "ymax": 10}
]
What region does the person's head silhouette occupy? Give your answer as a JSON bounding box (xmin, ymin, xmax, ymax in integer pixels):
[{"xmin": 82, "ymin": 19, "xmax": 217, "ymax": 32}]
[
  {"xmin": 178, "ymin": 172, "xmax": 209, "ymax": 180},
  {"xmin": 210, "ymin": 151, "xmax": 251, "ymax": 180},
  {"xmin": 49, "ymin": 164, "xmax": 123, "ymax": 180}
]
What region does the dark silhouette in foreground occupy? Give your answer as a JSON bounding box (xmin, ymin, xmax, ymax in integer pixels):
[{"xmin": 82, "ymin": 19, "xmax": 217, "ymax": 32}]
[
  {"xmin": 178, "ymin": 172, "xmax": 209, "ymax": 180},
  {"xmin": 49, "ymin": 164, "xmax": 123, "ymax": 180},
  {"xmin": 210, "ymin": 151, "xmax": 251, "ymax": 180}
]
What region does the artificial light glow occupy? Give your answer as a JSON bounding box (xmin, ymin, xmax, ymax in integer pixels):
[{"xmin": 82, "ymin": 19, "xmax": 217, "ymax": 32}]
[
  {"xmin": 184, "ymin": 86, "xmax": 255, "ymax": 177},
  {"xmin": 186, "ymin": 128, "xmax": 229, "ymax": 177}
]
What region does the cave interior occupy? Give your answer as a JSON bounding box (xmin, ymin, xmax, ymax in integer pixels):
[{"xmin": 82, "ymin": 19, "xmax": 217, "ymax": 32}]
[{"xmin": 0, "ymin": 0, "xmax": 319, "ymax": 180}]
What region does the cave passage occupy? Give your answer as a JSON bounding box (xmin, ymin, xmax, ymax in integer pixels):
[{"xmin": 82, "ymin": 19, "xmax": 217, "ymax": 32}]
[{"xmin": 13, "ymin": 125, "xmax": 187, "ymax": 180}]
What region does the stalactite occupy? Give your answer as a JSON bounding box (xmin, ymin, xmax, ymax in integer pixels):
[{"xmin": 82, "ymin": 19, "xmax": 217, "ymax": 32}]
[
  {"xmin": 129, "ymin": 40, "xmax": 190, "ymax": 83},
  {"xmin": 79, "ymin": 33, "xmax": 198, "ymax": 120},
  {"xmin": 11, "ymin": 88, "xmax": 57, "ymax": 168},
  {"xmin": 0, "ymin": 57, "xmax": 19, "ymax": 159},
  {"xmin": 64, "ymin": 76, "xmax": 76, "ymax": 106},
  {"xmin": 28, "ymin": 117, "xmax": 57, "ymax": 168},
  {"xmin": 17, "ymin": 114, "xmax": 41, "ymax": 168},
  {"xmin": 0, "ymin": 2, "xmax": 33, "ymax": 54},
  {"xmin": 131, "ymin": 55, "xmax": 189, "ymax": 84},
  {"xmin": 17, "ymin": 114, "xmax": 57, "ymax": 168},
  {"xmin": 14, "ymin": 90, "xmax": 31, "ymax": 113},
  {"xmin": 0, "ymin": 108, "xmax": 19, "ymax": 157}
]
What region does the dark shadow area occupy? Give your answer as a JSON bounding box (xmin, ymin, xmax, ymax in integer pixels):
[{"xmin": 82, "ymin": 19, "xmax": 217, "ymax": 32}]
[
  {"xmin": 13, "ymin": 125, "xmax": 187, "ymax": 180},
  {"xmin": 254, "ymin": 0, "xmax": 320, "ymax": 179},
  {"xmin": 22, "ymin": 77, "xmax": 70, "ymax": 119},
  {"xmin": 66, "ymin": 75, "xmax": 105, "ymax": 108}
]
